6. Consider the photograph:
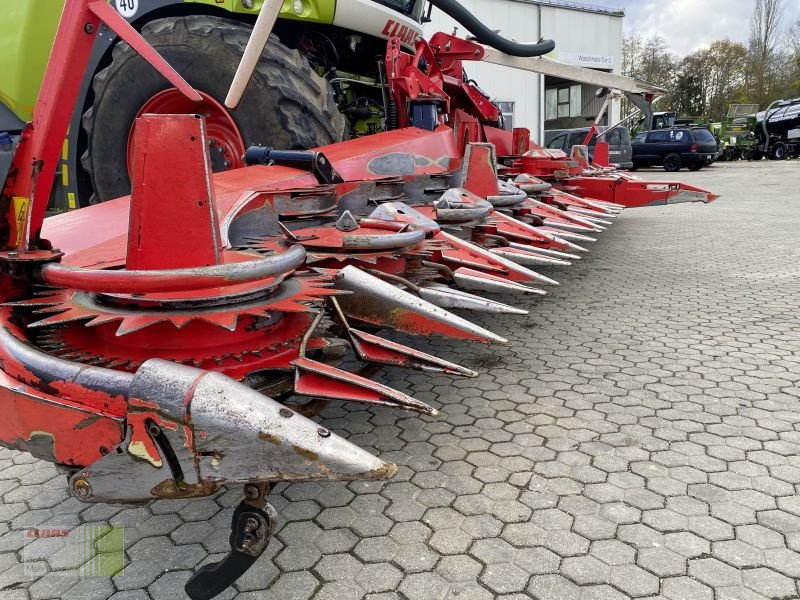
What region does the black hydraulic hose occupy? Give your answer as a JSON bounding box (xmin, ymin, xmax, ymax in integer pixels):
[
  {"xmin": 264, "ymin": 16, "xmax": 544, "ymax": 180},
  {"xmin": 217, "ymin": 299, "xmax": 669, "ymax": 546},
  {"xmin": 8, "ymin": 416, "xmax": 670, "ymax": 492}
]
[
  {"xmin": 427, "ymin": 0, "xmax": 555, "ymax": 57},
  {"xmin": 761, "ymin": 100, "xmax": 779, "ymax": 153}
]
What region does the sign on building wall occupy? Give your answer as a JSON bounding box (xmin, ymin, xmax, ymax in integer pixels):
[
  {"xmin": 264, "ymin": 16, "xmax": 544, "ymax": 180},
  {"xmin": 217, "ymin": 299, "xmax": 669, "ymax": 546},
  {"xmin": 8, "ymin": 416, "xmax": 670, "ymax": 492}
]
[{"xmin": 557, "ymin": 52, "xmax": 614, "ymax": 69}]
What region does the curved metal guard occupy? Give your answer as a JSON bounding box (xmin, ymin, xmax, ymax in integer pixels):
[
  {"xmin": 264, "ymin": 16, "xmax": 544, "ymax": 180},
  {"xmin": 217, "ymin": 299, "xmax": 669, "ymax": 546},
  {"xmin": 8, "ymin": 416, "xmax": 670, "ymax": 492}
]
[{"xmin": 37, "ymin": 245, "xmax": 306, "ymax": 294}]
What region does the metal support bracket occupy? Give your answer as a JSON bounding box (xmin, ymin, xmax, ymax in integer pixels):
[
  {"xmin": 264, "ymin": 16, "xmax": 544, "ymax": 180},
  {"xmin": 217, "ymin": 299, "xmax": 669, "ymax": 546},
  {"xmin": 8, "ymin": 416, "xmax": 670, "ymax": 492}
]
[{"xmin": 184, "ymin": 484, "xmax": 276, "ymax": 600}]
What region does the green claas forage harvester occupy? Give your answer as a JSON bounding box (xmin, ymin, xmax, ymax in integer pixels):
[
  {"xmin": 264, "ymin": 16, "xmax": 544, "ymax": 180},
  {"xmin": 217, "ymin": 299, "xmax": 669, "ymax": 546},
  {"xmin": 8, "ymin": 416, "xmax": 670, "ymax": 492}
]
[{"xmin": 0, "ymin": 0, "xmax": 434, "ymax": 207}]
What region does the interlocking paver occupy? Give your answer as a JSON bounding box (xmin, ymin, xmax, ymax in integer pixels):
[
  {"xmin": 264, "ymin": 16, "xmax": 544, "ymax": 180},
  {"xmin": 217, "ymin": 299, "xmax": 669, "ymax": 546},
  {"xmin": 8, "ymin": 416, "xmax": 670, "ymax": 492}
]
[
  {"xmin": 514, "ymin": 546, "xmax": 560, "ymax": 575},
  {"xmin": 637, "ymin": 546, "xmax": 686, "ymax": 577},
  {"xmin": 561, "ymin": 555, "xmax": 609, "ymax": 585},
  {"xmin": 397, "ymin": 572, "xmax": 449, "ymax": 600},
  {"xmin": 741, "ymin": 567, "xmax": 797, "ymax": 599},
  {"xmin": 2, "ymin": 163, "xmax": 800, "ymax": 598},
  {"xmin": 762, "ymin": 547, "xmax": 800, "ymax": 578},
  {"xmin": 436, "ymin": 554, "xmax": 482, "ymax": 583},
  {"xmin": 609, "ymin": 563, "xmax": 659, "ymax": 597},
  {"xmin": 737, "ymin": 524, "xmax": 785, "ymax": 549},
  {"xmin": 715, "ymin": 587, "xmax": 772, "ymax": 600},
  {"xmin": 480, "ymin": 562, "xmax": 531, "ymax": 594},
  {"xmin": 528, "ymin": 574, "xmax": 581, "ymax": 600},
  {"xmin": 713, "ymin": 539, "xmax": 764, "ymax": 568},
  {"xmin": 688, "ymin": 557, "xmax": 742, "ymax": 587},
  {"xmin": 662, "ymin": 576, "xmax": 713, "ymax": 600}
]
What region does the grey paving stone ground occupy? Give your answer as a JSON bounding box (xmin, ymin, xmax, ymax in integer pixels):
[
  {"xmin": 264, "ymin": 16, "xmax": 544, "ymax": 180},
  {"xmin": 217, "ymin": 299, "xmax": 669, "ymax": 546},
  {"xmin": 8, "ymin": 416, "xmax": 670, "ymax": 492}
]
[{"xmin": 1, "ymin": 160, "xmax": 800, "ymax": 599}]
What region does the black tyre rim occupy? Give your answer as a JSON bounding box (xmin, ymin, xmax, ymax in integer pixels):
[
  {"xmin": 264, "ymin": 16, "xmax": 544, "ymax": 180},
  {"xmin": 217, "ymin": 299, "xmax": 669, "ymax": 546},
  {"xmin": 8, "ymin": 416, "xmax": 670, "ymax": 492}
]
[{"xmin": 664, "ymin": 155, "xmax": 680, "ymax": 171}]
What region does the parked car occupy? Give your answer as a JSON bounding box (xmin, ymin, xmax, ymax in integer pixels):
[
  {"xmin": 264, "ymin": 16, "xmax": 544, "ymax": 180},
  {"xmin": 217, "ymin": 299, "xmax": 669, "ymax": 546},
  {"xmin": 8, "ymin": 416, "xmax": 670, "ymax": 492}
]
[
  {"xmin": 544, "ymin": 126, "xmax": 633, "ymax": 169},
  {"xmin": 631, "ymin": 127, "xmax": 719, "ymax": 171}
]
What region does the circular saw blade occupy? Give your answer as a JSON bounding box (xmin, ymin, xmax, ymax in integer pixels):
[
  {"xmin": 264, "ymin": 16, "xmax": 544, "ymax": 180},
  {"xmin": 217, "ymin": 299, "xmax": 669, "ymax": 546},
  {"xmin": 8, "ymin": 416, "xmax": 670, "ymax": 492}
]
[{"xmin": 7, "ymin": 274, "xmax": 340, "ymax": 379}]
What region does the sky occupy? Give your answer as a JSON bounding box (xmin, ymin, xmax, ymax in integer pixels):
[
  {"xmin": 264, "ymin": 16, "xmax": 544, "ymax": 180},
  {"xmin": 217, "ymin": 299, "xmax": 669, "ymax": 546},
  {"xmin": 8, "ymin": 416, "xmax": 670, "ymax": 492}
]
[{"xmin": 573, "ymin": 0, "xmax": 800, "ymax": 54}]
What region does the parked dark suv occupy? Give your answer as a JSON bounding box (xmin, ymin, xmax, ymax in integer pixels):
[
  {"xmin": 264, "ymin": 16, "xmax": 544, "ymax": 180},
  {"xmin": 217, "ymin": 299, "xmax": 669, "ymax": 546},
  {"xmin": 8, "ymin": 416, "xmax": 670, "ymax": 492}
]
[
  {"xmin": 631, "ymin": 127, "xmax": 719, "ymax": 171},
  {"xmin": 544, "ymin": 126, "xmax": 633, "ymax": 169}
]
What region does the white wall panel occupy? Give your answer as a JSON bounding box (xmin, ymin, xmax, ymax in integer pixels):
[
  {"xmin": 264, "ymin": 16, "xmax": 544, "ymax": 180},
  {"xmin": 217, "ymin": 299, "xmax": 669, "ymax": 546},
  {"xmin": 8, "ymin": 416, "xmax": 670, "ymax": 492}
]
[{"xmin": 422, "ymin": 0, "xmax": 623, "ymax": 143}]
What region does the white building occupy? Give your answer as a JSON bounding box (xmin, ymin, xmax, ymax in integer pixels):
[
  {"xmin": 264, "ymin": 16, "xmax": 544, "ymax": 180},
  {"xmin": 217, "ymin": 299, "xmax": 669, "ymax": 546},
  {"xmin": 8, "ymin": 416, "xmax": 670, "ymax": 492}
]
[{"xmin": 423, "ymin": 0, "xmax": 624, "ymax": 143}]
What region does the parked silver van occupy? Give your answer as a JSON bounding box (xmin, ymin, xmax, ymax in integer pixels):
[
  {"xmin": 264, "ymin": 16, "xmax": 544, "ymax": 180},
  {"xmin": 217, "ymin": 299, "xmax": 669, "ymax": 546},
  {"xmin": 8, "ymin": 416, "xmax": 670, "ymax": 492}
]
[{"xmin": 543, "ymin": 126, "xmax": 633, "ymax": 169}]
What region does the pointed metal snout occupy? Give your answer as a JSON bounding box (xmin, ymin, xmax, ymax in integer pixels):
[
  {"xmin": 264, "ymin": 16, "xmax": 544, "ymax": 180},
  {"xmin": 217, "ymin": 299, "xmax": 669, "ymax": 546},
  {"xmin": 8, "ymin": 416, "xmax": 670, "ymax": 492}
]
[
  {"xmin": 490, "ymin": 247, "xmax": 572, "ymax": 267},
  {"xmin": 435, "ymin": 189, "xmax": 494, "ymax": 222},
  {"xmin": 543, "ymin": 219, "xmax": 603, "ymax": 233},
  {"xmin": 68, "ymin": 359, "xmax": 395, "ymax": 503},
  {"xmin": 438, "ymin": 232, "xmax": 560, "ymax": 287},
  {"xmin": 542, "ymin": 234, "xmax": 591, "ymax": 254},
  {"xmin": 487, "ymin": 180, "xmax": 529, "ymax": 207},
  {"xmin": 538, "ymin": 227, "xmax": 597, "ymax": 245},
  {"xmin": 292, "ymin": 357, "xmax": 438, "ymax": 415},
  {"xmin": 526, "ymin": 202, "xmax": 604, "ymax": 231},
  {"xmin": 334, "ymin": 266, "xmax": 508, "ymax": 344},
  {"xmin": 452, "ymin": 268, "xmax": 547, "ymax": 296},
  {"xmin": 188, "ymin": 368, "xmax": 396, "ymax": 482},
  {"xmin": 513, "ymin": 174, "xmax": 553, "ymax": 193},
  {"xmin": 508, "ymin": 244, "xmax": 581, "ymax": 261},
  {"xmin": 568, "ymin": 207, "xmax": 618, "ymax": 220},
  {"xmin": 418, "ymin": 284, "xmax": 529, "ymax": 315},
  {"xmin": 589, "ymin": 199, "xmax": 625, "ymax": 212},
  {"xmin": 336, "ymin": 210, "xmax": 359, "ymax": 231}
]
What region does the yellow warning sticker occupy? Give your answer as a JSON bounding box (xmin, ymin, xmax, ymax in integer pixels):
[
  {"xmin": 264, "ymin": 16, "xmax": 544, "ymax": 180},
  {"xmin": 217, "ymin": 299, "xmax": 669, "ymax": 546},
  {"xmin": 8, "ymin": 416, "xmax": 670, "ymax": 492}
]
[{"xmin": 13, "ymin": 196, "xmax": 29, "ymax": 247}]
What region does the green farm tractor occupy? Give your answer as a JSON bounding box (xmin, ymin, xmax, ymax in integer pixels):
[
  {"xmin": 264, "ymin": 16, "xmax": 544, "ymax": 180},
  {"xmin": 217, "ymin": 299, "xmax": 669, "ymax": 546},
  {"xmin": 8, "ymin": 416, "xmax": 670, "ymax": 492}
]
[
  {"xmin": 673, "ymin": 105, "xmax": 762, "ymax": 161},
  {"xmin": 718, "ymin": 104, "xmax": 759, "ymax": 161}
]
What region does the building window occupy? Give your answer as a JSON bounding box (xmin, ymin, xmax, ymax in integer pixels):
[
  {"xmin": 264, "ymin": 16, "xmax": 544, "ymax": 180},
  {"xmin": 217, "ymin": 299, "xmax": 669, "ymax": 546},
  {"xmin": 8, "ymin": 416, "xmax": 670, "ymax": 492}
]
[
  {"xmin": 545, "ymin": 84, "xmax": 582, "ymax": 120},
  {"xmin": 557, "ymin": 87, "xmax": 570, "ymax": 117},
  {"xmin": 496, "ymin": 101, "xmax": 515, "ymax": 130}
]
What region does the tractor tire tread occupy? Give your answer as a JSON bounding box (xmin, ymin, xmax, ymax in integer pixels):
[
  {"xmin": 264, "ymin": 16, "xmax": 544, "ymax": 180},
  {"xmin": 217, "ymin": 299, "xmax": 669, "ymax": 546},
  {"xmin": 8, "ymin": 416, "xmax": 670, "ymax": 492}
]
[{"xmin": 82, "ymin": 15, "xmax": 344, "ymax": 201}]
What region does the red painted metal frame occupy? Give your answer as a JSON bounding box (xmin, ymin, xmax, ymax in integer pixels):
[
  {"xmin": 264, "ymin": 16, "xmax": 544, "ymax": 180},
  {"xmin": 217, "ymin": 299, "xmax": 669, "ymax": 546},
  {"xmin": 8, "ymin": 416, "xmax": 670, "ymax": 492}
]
[
  {"xmin": 384, "ymin": 33, "xmax": 500, "ymax": 134},
  {"xmin": 127, "ymin": 114, "xmax": 222, "ymax": 269},
  {"xmin": 0, "ymin": 313, "xmax": 126, "ymax": 466},
  {"xmin": 563, "ymin": 176, "xmax": 719, "ymax": 208},
  {"xmin": 1, "ymin": 0, "xmax": 200, "ymax": 253},
  {"xmin": 428, "ymin": 33, "xmax": 501, "ymax": 124},
  {"xmin": 0, "ymin": 0, "xmax": 719, "ymax": 471},
  {"xmin": 128, "ymin": 89, "xmax": 245, "ymax": 176}
]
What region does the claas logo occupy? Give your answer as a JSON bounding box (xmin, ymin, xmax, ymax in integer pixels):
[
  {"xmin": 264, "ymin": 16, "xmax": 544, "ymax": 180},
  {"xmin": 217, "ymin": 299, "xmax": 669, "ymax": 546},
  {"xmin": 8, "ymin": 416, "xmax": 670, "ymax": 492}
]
[{"xmin": 382, "ymin": 19, "xmax": 419, "ymax": 44}]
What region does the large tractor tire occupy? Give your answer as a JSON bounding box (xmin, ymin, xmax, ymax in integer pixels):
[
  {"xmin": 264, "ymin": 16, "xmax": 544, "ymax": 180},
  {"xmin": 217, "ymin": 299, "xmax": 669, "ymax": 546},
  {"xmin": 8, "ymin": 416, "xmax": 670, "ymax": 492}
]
[{"xmin": 82, "ymin": 15, "xmax": 345, "ymax": 202}]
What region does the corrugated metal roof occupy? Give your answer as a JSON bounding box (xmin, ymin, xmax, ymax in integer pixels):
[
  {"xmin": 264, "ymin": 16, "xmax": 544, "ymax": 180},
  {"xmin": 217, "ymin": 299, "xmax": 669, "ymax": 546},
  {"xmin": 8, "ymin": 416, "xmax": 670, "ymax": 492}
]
[{"xmin": 506, "ymin": 0, "xmax": 624, "ymax": 17}]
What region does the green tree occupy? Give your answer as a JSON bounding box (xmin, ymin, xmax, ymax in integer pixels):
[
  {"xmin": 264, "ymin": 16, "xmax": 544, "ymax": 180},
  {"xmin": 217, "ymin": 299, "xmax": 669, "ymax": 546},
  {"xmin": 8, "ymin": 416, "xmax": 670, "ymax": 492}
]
[
  {"xmin": 621, "ymin": 34, "xmax": 676, "ymax": 120},
  {"xmin": 673, "ymin": 66, "xmax": 704, "ymax": 116},
  {"xmin": 620, "ymin": 4, "xmax": 798, "ymax": 124},
  {"xmin": 746, "ymin": 0, "xmax": 784, "ymax": 106},
  {"xmin": 784, "ymin": 19, "xmax": 800, "ymax": 95},
  {"xmin": 661, "ymin": 38, "xmax": 750, "ymax": 119}
]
